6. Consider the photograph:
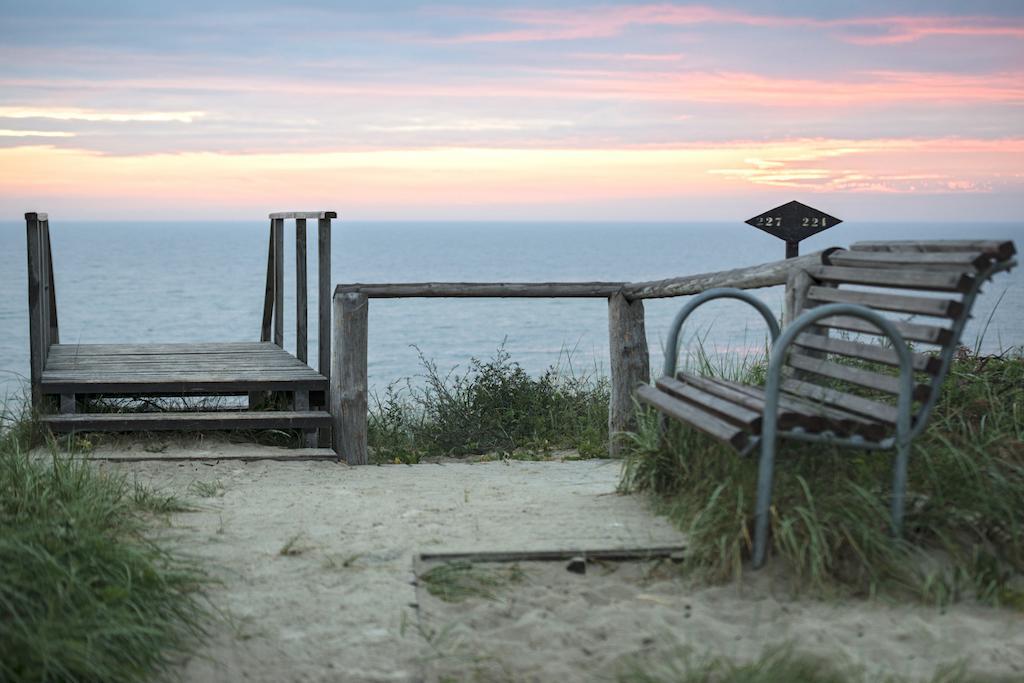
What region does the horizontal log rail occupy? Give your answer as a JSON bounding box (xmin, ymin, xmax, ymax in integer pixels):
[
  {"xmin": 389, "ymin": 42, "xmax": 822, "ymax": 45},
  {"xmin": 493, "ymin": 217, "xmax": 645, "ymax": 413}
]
[
  {"xmin": 335, "ymin": 251, "xmax": 830, "ymax": 303},
  {"xmin": 332, "ymin": 251, "xmax": 831, "ymax": 464},
  {"xmin": 622, "ymin": 250, "xmax": 828, "ymax": 300},
  {"xmin": 335, "ymin": 282, "xmax": 625, "ymax": 298}
]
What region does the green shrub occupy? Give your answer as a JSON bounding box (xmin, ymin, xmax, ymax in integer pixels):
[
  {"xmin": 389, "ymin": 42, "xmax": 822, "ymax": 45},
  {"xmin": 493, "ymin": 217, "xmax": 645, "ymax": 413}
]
[{"xmin": 369, "ymin": 346, "xmax": 609, "ymax": 463}]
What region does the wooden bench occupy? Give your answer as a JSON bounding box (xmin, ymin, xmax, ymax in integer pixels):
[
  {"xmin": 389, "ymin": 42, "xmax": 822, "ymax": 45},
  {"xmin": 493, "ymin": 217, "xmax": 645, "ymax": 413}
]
[{"xmin": 636, "ymin": 239, "xmax": 1018, "ymax": 568}]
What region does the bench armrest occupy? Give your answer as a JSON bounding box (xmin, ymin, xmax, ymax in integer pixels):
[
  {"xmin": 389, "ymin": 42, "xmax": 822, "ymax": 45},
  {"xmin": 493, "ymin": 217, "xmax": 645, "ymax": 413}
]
[{"xmin": 663, "ymin": 288, "xmax": 781, "ymax": 378}]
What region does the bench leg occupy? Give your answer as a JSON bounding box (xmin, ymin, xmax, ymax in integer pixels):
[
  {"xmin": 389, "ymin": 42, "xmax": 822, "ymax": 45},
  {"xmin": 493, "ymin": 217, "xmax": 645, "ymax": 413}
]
[
  {"xmin": 60, "ymin": 393, "xmax": 76, "ymax": 414},
  {"xmin": 890, "ymin": 439, "xmax": 910, "ymax": 537},
  {"xmin": 752, "ymin": 435, "xmax": 777, "ymax": 570}
]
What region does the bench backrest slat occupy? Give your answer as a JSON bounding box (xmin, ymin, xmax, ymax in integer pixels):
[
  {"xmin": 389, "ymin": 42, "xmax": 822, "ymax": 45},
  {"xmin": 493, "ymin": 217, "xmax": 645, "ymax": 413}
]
[
  {"xmin": 791, "ymin": 240, "xmax": 1016, "ymax": 438},
  {"xmin": 828, "ymin": 250, "xmax": 989, "ymax": 271},
  {"xmin": 806, "ymin": 286, "xmax": 963, "ymax": 319},
  {"xmin": 807, "ymin": 265, "xmax": 974, "ymax": 293},
  {"xmin": 788, "ymin": 353, "xmax": 930, "ymax": 400},
  {"xmin": 793, "ymin": 333, "xmax": 942, "ymax": 375},
  {"xmin": 813, "ymin": 314, "xmax": 952, "ymax": 345},
  {"xmin": 850, "ymin": 239, "xmax": 1015, "ymax": 260}
]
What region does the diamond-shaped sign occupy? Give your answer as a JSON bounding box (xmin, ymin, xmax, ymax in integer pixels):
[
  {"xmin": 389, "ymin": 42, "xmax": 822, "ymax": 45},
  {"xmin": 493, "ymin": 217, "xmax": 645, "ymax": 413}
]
[{"xmin": 745, "ymin": 200, "xmax": 842, "ymax": 243}]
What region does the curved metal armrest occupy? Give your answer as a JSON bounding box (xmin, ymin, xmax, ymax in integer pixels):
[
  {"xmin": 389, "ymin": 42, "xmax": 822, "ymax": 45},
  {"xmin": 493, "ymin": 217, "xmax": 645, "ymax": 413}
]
[
  {"xmin": 752, "ymin": 302, "xmax": 917, "ymax": 568},
  {"xmin": 761, "ymin": 303, "xmax": 916, "ymax": 443},
  {"xmin": 663, "ymin": 288, "xmax": 781, "ymax": 378}
]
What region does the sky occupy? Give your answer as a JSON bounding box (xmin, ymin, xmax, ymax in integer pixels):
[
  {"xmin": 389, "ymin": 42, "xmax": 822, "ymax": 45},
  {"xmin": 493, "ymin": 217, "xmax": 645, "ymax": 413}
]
[{"xmin": 1, "ymin": 1, "xmax": 1022, "ymax": 222}]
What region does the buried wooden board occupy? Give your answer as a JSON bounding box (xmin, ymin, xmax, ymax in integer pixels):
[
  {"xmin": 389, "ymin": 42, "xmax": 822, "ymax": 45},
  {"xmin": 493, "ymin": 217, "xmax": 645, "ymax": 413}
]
[
  {"xmin": 415, "ymin": 545, "xmax": 687, "ymax": 569},
  {"xmin": 72, "ymin": 447, "xmax": 340, "ymax": 462}
]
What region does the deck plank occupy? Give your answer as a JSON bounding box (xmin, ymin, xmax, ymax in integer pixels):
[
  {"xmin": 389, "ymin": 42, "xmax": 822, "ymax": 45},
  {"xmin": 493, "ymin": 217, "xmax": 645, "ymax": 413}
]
[{"xmin": 41, "ymin": 342, "xmax": 327, "ymax": 395}]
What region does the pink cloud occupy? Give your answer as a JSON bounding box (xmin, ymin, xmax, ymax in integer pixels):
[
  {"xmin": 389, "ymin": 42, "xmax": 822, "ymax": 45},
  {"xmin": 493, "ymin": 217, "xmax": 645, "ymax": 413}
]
[
  {"xmin": 4, "ymin": 67, "xmax": 1020, "ymax": 110},
  {"xmin": 443, "ymin": 5, "xmax": 1024, "ymax": 46}
]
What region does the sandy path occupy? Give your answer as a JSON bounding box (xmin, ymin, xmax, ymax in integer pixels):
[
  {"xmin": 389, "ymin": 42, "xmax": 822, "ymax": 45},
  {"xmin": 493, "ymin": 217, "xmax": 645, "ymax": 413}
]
[
  {"xmin": 99, "ymin": 447, "xmax": 682, "ymax": 682},
  {"xmin": 95, "ymin": 444, "xmax": 1024, "ymax": 682}
]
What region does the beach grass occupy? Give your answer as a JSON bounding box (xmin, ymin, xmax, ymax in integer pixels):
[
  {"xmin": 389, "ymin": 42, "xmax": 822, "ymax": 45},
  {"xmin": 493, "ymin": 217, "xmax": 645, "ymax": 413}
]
[
  {"xmin": 616, "ymin": 643, "xmax": 1017, "ymax": 683},
  {"xmin": 418, "ymin": 561, "xmax": 525, "ymax": 603},
  {"xmin": 0, "ymin": 401, "xmax": 210, "ymax": 682},
  {"xmin": 369, "ymin": 345, "xmax": 609, "ymax": 463},
  {"xmin": 621, "ymin": 346, "xmax": 1024, "ymax": 603}
]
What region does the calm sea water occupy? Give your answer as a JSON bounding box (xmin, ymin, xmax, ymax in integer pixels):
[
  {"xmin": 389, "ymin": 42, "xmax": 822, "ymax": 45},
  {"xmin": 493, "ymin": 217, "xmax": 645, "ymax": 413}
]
[{"xmin": 1, "ymin": 221, "xmax": 1021, "ymax": 402}]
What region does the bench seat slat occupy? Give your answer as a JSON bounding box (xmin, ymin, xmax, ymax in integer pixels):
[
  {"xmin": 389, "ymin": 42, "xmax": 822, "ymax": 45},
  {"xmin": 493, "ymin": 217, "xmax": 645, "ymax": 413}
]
[
  {"xmin": 782, "ymin": 379, "xmax": 900, "ymax": 424},
  {"xmin": 849, "ymin": 240, "xmax": 1016, "ymax": 262},
  {"xmin": 788, "ymin": 353, "xmax": 931, "ymax": 401},
  {"xmin": 713, "ymin": 377, "xmax": 887, "ymax": 440},
  {"xmin": 674, "ymin": 373, "xmax": 806, "ymax": 429},
  {"xmin": 793, "ymin": 333, "xmax": 941, "ymax": 375},
  {"xmin": 635, "ymin": 384, "xmax": 751, "ymax": 451},
  {"xmin": 826, "ymin": 250, "xmax": 989, "ymax": 271},
  {"xmin": 655, "ymin": 376, "xmax": 762, "ymax": 428},
  {"xmin": 807, "ymin": 265, "xmax": 974, "ymax": 293},
  {"xmin": 679, "ymin": 373, "xmax": 888, "ymax": 440},
  {"xmin": 806, "ymin": 286, "xmax": 963, "ymax": 319},
  {"xmin": 811, "ymin": 313, "xmax": 952, "ymax": 345}
]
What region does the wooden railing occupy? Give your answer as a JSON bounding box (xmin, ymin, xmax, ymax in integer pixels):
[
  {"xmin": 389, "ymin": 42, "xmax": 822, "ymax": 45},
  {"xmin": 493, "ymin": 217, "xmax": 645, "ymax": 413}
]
[
  {"xmin": 260, "ymin": 211, "xmax": 335, "ymax": 380},
  {"xmin": 330, "ymin": 250, "xmax": 827, "ymax": 464},
  {"xmin": 25, "ymin": 212, "xmax": 59, "ymax": 408}
]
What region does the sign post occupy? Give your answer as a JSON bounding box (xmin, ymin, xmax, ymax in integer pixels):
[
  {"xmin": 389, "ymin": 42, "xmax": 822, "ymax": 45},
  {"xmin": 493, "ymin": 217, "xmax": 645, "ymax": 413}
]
[{"xmin": 745, "ymin": 201, "xmax": 842, "ymax": 259}]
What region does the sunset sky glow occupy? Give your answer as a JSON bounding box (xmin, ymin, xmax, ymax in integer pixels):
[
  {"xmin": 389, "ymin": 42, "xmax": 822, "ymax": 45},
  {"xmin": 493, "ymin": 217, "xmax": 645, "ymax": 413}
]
[{"xmin": 1, "ymin": 1, "xmax": 1021, "ymax": 221}]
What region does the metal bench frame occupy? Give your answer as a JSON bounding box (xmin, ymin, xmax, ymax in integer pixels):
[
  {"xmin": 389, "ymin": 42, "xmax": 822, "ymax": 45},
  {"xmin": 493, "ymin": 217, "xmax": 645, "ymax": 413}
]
[{"xmin": 659, "ymin": 252, "xmax": 1017, "ymax": 568}]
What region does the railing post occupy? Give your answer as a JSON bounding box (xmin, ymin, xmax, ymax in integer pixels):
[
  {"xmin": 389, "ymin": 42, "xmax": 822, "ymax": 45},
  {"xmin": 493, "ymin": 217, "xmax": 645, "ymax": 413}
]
[
  {"xmin": 272, "ymin": 217, "xmax": 285, "ymax": 347},
  {"xmin": 42, "ymin": 219, "xmax": 58, "ymax": 345},
  {"xmin": 318, "ymin": 216, "xmax": 332, "ymax": 380},
  {"xmin": 333, "ymin": 291, "xmax": 368, "ymax": 465},
  {"xmin": 295, "ymin": 218, "xmax": 308, "ymax": 363},
  {"xmin": 25, "ymin": 213, "xmax": 44, "ymax": 408},
  {"xmin": 607, "ymin": 292, "xmax": 650, "ymax": 457},
  {"xmin": 260, "ymin": 223, "xmax": 274, "ymax": 343}
]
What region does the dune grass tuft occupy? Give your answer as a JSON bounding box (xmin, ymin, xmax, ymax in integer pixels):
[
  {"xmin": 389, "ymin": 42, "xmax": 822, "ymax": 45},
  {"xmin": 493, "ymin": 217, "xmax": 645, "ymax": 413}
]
[
  {"xmin": 621, "ymin": 347, "xmax": 1024, "ymax": 603},
  {"xmin": 418, "ymin": 561, "xmax": 525, "ymax": 603},
  {"xmin": 369, "ymin": 345, "xmax": 609, "ymax": 463},
  {"xmin": 0, "ymin": 401, "xmax": 210, "ymax": 682},
  {"xmin": 616, "ymin": 643, "xmax": 1017, "ymax": 683}
]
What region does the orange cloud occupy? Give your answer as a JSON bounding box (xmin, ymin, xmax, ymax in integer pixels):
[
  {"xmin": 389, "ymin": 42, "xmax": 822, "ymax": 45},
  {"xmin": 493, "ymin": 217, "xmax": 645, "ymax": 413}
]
[
  {"xmin": 0, "ymin": 106, "xmax": 205, "ymax": 123},
  {"xmin": 2, "ymin": 137, "xmax": 1020, "ymax": 218}
]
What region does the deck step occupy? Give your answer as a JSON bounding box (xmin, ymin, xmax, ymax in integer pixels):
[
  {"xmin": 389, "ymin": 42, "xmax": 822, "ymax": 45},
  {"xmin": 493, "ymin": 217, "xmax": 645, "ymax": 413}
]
[{"xmin": 42, "ymin": 410, "xmax": 332, "ymax": 433}]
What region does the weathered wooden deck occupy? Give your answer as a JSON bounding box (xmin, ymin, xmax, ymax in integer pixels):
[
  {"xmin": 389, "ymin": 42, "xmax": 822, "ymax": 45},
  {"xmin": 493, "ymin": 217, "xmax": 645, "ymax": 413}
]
[
  {"xmin": 26, "ymin": 212, "xmax": 337, "ymax": 456},
  {"xmin": 42, "ymin": 342, "xmax": 326, "ymax": 396}
]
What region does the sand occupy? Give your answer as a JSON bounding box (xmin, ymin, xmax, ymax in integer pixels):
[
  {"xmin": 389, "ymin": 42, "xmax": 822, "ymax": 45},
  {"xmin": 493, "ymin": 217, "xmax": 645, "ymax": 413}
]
[{"xmin": 87, "ymin": 442, "xmax": 1024, "ymax": 683}]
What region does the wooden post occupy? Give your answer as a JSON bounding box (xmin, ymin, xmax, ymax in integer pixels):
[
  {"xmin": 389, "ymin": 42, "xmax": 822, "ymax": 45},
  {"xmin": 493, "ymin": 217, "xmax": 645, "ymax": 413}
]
[
  {"xmin": 783, "ymin": 269, "xmax": 813, "ymax": 327},
  {"xmin": 42, "ymin": 221, "xmax": 59, "ymax": 345},
  {"xmin": 333, "ymin": 291, "xmax": 368, "ymax": 465},
  {"xmin": 273, "ymin": 217, "xmax": 285, "ymax": 347},
  {"xmin": 295, "ymin": 218, "xmax": 308, "ymax": 363},
  {"xmin": 260, "ymin": 225, "xmax": 274, "ymax": 343},
  {"xmin": 25, "ymin": 213, "xmax": 44, "ymax": 408},
  {"xmin": 607, "ymin": 292, "xmax": 650, "ymax": 457},
  {"xmin": 317, "ymin": 217, "xmax": 332, "ymax": 448},
  {"xmin": 318, "ymin": 217, "xmax": 332, "ymax": 379}
]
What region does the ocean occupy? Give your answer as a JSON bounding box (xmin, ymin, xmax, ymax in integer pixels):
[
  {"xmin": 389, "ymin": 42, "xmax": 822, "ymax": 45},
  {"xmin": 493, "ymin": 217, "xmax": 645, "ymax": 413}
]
[{"xmin": 2, "ymin": 220, "xmax": 1022, "ymax": 402}]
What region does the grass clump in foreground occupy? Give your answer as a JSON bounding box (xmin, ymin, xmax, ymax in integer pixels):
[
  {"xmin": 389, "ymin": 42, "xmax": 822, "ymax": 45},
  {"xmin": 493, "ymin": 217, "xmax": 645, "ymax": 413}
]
[
  {"xmin": 0, "ymin": 402, "xmax": 210, "ymax": 682},
  {"xmin": 418, "ymin": 561, "xmax": 525, "ymax": 603},
  {"xmin": 616, "ymin": 643, "xmax": 1016, "ymax": 683},
  {"xmin": 369, "ymin": 346, "xmax": 609, "ymax": 463},
  {"xmin": 622, "ymin": 348, "xmax": 1024, "ymax": 604}
]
